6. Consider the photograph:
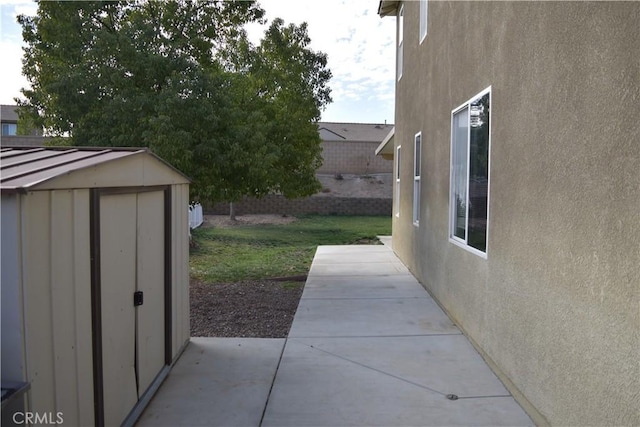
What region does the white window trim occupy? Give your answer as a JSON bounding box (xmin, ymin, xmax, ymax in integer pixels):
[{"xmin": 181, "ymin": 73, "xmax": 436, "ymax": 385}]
[
  {"xmin": 413, "ymin": 132, "xmax": 421, "ymax": 226},
  {"xmin": 448, "ymin": 86, "xmax": 492, "ymax": 259},
  {"xmin": 397, "ymin": 4, "xmax": 404, "ymax": 81},
  {"xmin": 395, "ymin": 145, "xmax": 401, "ymax": 218},
  {"xmin": 419, "ymin": 0, "xmax": 428, "ymax": 44}
]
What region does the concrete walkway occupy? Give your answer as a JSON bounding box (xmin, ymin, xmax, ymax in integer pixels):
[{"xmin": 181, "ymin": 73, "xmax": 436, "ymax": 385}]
[{"xmin": 138, "ymin": 245, "xmax": 533, "ymax": 426}]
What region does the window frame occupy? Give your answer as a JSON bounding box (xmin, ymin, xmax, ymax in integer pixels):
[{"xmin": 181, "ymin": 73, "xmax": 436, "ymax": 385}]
[
  {"xmin": 397, "ymin": 4, "xmax": 404, "ymax": 81},
  {"xmin": 419, "ymin": 0, "xmax": 428, "ymax": 44},
  {"xmin": 413, "ymin": 132, "xmax": 421, "ymax": 226},
  {"xmin": 395, "ymin": 145, "xmax": 401, "ymax": 218},
  {"xmin": 449, "ymin": 86, "xmax": 492, "ymax": 258}
]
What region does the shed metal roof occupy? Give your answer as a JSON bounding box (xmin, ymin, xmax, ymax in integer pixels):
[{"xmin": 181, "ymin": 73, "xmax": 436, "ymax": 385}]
[
  {"xmin": 318, "ymin": 122, "xmax": 394, "ymax": 142},
  {"xmin": 0, "ymin": 147, "xmax": 189, "ymax": 193}
]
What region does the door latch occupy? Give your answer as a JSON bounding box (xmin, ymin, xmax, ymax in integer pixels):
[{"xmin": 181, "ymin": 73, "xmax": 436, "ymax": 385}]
[{"xmin": 134, "ymin": 291, "xmax": 144, "ymax": 307}]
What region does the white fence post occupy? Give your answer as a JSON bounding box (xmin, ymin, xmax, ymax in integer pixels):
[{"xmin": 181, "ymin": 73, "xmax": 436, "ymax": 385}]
[{"xmin": 189, "ymin": 203, "xmax": 203, "ymax": 229}]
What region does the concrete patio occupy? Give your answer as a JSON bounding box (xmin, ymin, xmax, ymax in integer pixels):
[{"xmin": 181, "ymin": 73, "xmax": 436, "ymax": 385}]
[{"xmin": 138, "ymin": 244, "xmax": 533, "ymax": 426}]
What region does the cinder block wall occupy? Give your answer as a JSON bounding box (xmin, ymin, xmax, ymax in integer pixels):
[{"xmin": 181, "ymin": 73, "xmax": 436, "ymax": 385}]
[
  {"xmin": 0, "ymin": 136, "xmax": 50, "ymax": 146},
  {"xmin": 204, "ymin": 138, "xmax": 394, "ymax": 216},
  {"xmin": 206, "ymin": 195, "xmax": 392, "ymax": 216},
  {"xmin": 318, "ymin": 141, "xmax": 393, "ymax": 175}
]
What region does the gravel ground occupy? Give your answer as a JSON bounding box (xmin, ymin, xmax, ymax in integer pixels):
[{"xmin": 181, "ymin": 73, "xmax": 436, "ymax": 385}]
[{"xmin": 190, "ymin": 279, "xmax": 304, "ymax": 338}]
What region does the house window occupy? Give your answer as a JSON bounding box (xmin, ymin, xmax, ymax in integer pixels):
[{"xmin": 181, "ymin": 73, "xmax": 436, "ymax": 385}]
[
  {"xmin": 413, "ymin": 133, "xmax": 421, "ymax": 225},
  {"xmin": 397, "ymin": 5, "xmax": 404, "ymax": 80},
  {"xmin": 2, "ymin": 123, "xmax": 17, "ymax": 136},
  {"xmin": 395, "ymin": 145, "xmax": 401, "ymax": 217},
  {"xmin": 419, "ymin": 0, "xmax": 428, "ymax": 43},
  {"xmin": 450, "ymin": 87, "xmax": 491, "ymax": 256}
]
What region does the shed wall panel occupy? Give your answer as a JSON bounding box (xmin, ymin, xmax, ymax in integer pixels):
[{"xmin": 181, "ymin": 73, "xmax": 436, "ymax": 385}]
[
  {"xmin": 171, "ymin": 184, "xmax": 190, "ymax": 358},
  {"xmin": 34, "ymin": 154, "xmax": 188, "ymax": 191},
  {"xmin": 171, "ymin": 188, "xmax": 179, "ymax": 358},
  {"xmin": 99, "ymin": 193, "xmax": 138, "ymax": 426},
  {"xmin": 1, "ymin": 194, "xmax": 25, "ymax": 382},
  {"xmin": 20, "ymin": 189, "xmax": 95, "ymax": 424},
  {"xmin": 179, "ymin": 185, "xmax": 190, "ymax": 350},
  {"xmin": 50, "ymin": 190, "xmax": 79, "ymax": 423},
  {"xmin": 71, "ymin": 190, "xmax": 95, "ymax": 425},
  {"xmin": 22, "ymin": 191, "xmax": 56, "ymax": 413},
  {"xmin": 136, "ymin": 190, "xmax": 166, "ymax": 392},
  {"xmin": 6, "ymin": 151, "xmax": 190, "ymax": 425}
]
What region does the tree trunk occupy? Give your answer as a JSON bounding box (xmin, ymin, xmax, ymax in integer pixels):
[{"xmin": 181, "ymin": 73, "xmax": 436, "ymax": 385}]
[{"xmin": 229, "ymin": 202, "xmax": 236, "ymax": 221}]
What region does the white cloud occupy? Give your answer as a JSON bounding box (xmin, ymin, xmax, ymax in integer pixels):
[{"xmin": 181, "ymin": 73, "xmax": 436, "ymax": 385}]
[
  {"xmin": 249, "ymin": 0, "xmax": 396, "ymax": 122},
  {"xmin": 0, "ymin": 1, "xmax": 35, "ymax": 103},
  {"xmin": 0, "ymin": 0, "xmax": 397, "ymax": 122},
  {"xmin": 0, "ymin": 39, "xmax": 29, "ymax": 104},
  {"xmin": 13, "ymin": 2, "xmax": 37, "ymax": 17}
]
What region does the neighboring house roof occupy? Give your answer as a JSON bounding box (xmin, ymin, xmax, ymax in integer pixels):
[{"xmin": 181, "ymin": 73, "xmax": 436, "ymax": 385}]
[
  {"xmin": 1, "ymin": 105, "xmax": 19, "ymax": 123},
  {"xmin": 378, "ymin": 0, "xmax": 400, "ymax": 17},
  {"xmin": 0, "ymin": 146, "xmax": 189, "ymax": 193},
  {"xmin": 375, "ymin": 126, "xmax": 395, "ymax": 160},
  {"xmin": 318, "ymin": 122, "xmax": 394, "ymax": 142}
]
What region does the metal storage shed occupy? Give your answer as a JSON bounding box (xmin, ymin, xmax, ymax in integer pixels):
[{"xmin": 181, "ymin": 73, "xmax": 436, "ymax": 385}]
[{"xmin": 1, "ymin": 147, "xmax": 191, "ymax": 426}]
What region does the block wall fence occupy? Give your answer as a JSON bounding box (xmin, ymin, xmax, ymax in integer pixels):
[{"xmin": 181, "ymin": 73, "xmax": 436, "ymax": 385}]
[
  {"xmin": 206, "ymin": 195, "xmax": 392, "ymax": 216},
  {"xmin": 317, "ymin": 141, "xmax": 393, "ymax": 175}
]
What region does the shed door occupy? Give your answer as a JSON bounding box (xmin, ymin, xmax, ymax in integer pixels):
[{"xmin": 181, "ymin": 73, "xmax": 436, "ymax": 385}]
[
  {"xmin": 99, "ymin": 190, "xmax": 166, "ymax": 426},
  {"xmin": 135, "ymin": 190, "xmax": 166, "ymax": 393}
]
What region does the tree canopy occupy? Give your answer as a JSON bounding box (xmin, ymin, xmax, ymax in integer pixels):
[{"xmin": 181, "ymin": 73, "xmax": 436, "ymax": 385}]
[{"xmin": 18, "ymin": 0, "xmax": 331, "ymax": 202}]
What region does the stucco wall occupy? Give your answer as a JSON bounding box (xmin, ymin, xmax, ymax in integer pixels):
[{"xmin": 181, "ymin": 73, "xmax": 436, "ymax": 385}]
[{"xmin": 391, "ymin": 2, "xmax": 639, "ymax": 425}]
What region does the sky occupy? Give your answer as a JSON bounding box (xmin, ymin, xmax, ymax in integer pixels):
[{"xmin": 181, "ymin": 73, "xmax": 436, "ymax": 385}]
[{"xmin": 0, "ymin": 0, "xmax": 396, "ymax": 125}]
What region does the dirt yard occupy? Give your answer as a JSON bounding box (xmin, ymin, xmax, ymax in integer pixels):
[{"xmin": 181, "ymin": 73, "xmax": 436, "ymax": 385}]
[
  {"xmin": 191, "ymin": 214, "xmax": 304, "ymax": 338},
  {"xmin": 202, "ymin": 213, "xmax": 298, "ymax": 228}
]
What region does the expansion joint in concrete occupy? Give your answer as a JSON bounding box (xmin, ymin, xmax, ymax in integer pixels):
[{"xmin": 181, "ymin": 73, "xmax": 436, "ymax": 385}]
[
  {"xmin": 259, "ymin": 338, "xmax": 288, "ymax": 427},
  {"xmin": 290, "ymin": 338, "xmax": 455, "ymax": 399}
]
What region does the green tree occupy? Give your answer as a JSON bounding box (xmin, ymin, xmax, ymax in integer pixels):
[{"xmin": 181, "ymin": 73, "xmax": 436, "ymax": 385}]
[
  {"xmin": 219, "ymin": 18, "xmax": 332, "ymax": 201},
  {"xmin": 17, "ymin": 1, "xmax": 331, "ymax": 203}
]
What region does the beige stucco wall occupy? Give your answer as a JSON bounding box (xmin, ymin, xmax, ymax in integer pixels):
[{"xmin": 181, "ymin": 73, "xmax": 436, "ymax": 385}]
[{"xmin": 391, "ymin": 1, "xmax": 639, "ymax": 425}]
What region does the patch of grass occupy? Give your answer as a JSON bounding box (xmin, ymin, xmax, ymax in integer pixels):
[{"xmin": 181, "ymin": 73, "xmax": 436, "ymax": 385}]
[
  {"xmin": 280, "ymin": 281, "xmax": 305, "ymax": 290},
  {"xmin": 190, "ymin": 215, "xmax": 391, "ymax": 283}
]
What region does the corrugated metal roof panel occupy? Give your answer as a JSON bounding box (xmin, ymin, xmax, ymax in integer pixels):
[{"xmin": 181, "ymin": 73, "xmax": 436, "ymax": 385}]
[
  {"xmin": 0, "ymin": 149, "xmax": 74, "ymax": 167},
  {"xmin": 0, "ymin": 147, "xmax": 188, "ymax": 192},
  {"xmin": 0, "ymin": 147, "xmax": 44, "ymax": 158},
  {"xmin": 1, "ymin": 150, "xmax": 108, "ymax": 182},
  {"xmin": 2, "ymin": 151, "xmax": 137, "ymax": 190}
]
